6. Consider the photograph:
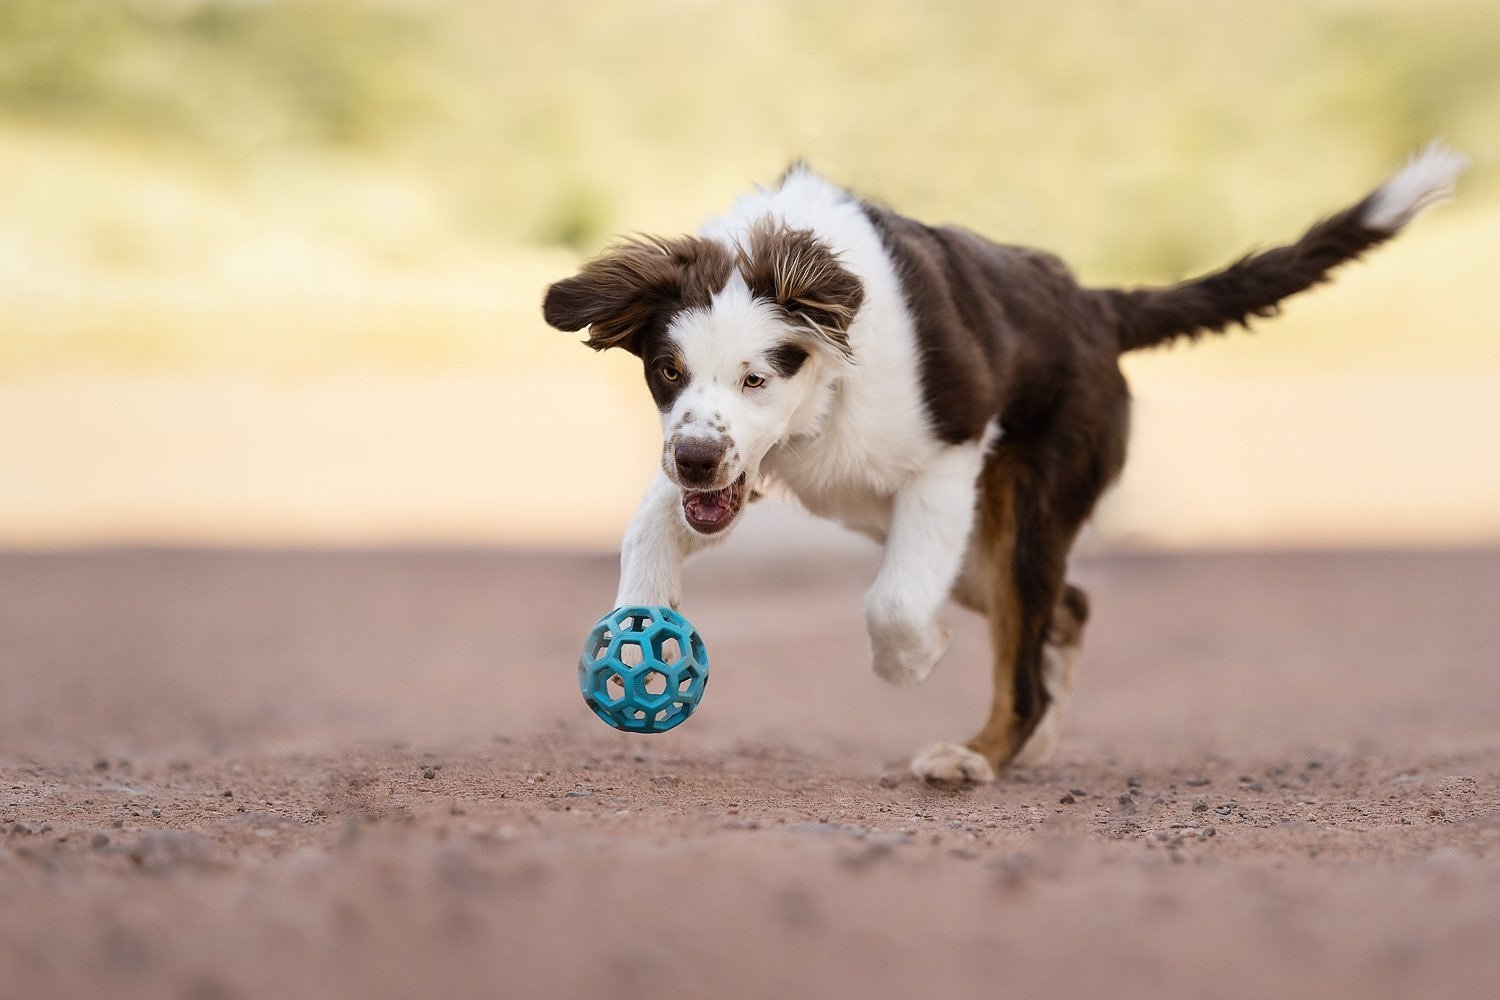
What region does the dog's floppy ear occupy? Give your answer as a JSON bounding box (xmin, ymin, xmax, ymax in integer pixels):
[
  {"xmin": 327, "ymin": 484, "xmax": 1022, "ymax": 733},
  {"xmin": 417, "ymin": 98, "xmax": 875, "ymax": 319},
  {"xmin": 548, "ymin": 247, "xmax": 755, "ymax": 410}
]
[
  {"xmin": 543, "ymin": 236, "xmax": 732, "ymax": 355},
  {"xmin": 739, "ymin": 222, "xmax": 864, "ymax": 361}
]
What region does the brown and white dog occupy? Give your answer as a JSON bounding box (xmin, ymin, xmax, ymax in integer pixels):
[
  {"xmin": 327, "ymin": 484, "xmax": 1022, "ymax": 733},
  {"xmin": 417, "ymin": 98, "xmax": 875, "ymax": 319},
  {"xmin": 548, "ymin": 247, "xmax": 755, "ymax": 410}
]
[{"xmin": 543, "ymin": 144, "xmax": 1466, "ymax": 783}]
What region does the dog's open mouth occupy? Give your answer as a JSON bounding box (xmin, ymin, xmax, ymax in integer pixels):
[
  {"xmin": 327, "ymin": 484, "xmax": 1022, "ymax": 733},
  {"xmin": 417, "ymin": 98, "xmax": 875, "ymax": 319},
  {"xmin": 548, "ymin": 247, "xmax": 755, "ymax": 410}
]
[{"xmin": 681, "ymin": 474, "xmax": 747, "ymax": 535}]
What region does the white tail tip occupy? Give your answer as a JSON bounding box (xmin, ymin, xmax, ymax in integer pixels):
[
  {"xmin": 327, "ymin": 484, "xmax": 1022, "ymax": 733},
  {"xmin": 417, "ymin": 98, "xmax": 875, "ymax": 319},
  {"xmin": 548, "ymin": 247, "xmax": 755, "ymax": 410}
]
[{"xmin": 1363, "ymin": 141, "xmax": 1470, "ymax": 232}]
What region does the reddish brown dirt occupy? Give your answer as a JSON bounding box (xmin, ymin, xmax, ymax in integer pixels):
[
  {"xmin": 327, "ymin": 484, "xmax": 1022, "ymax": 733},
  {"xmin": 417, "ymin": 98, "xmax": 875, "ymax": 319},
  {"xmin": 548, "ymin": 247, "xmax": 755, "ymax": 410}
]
[{"xmin": 2, "ymin": 546, "xmax": 1498, "ymax": 999}]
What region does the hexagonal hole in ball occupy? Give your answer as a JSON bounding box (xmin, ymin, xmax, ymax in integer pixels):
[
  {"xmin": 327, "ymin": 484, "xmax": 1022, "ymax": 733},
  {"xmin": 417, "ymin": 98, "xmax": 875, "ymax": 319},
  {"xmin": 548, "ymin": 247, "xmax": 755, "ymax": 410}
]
[
  {"xmin": 651, "ymin": 632, "xmax": 682, "ymax": 666},
  {"xmin": 591, "ymin": 633, "xmax": 613, "ymax": 662},
  {"xmin": 600, "ymin": 672, "xmax": 626, "ymax": 706},
  {"xmin": 616, "ymin": 639, "xmax": 644, "ymax": 668}
]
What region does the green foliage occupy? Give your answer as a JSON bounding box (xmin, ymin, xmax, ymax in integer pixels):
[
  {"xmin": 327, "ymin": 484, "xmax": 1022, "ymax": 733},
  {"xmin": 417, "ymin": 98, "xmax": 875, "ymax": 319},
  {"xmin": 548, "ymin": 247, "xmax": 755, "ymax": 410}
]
[
  {"xmin": 0, "ymin": 0, "xmax": 434, "ymax": 147},
  {"xmin": 1, "ymin": 0, "xmax": 1496, "ymax": 373},
  {"xmin": 2, "ymin": 0, "xmax": 1495, "ymax": 268}
]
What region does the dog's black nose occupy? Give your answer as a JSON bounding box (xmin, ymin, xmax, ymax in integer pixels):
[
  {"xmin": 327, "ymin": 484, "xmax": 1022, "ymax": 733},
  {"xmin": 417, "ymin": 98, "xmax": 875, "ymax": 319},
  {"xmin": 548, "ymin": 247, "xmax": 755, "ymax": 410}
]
[{"xmin": 673, "ymin": 438, "xmax": 725, "ymax": 486}]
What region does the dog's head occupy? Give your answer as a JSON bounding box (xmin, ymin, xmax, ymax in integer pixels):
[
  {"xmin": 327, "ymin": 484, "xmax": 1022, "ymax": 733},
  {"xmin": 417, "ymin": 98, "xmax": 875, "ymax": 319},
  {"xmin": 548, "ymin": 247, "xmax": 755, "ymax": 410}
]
[{"xmin": 544, "ymin": 221, "xmax": 863, "ymax": 536}]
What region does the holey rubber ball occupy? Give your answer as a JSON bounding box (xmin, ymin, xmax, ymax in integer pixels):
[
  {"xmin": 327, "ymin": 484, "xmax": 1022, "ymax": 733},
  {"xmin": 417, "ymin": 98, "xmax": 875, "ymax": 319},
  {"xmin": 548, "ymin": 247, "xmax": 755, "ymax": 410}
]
[{"xmin": 578, "ymin": 606, "xmax": 709, "ymax": 733}]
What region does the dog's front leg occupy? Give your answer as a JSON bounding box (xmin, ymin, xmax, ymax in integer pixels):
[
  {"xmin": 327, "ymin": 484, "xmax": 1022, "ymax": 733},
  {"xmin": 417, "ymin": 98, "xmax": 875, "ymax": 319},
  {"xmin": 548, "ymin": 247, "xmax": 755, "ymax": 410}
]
[
  {"xmin": 614, "ymin": 473, "xmax": 711, "ymax": 609},
  {"xmin": 864, "ymin": 433, "xmax": 992, "ymax": 685}
]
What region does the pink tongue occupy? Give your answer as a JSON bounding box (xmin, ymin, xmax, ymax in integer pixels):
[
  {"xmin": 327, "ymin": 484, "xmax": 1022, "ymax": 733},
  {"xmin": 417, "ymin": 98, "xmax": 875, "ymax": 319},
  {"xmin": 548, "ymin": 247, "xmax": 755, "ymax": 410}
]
[{"xmin": 688, "ymin": 490, "xmax": 729, "ymax": 519}]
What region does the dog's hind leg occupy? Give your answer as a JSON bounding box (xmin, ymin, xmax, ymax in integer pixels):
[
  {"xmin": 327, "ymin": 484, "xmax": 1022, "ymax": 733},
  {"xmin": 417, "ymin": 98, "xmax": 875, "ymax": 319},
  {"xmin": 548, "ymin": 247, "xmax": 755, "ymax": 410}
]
[
  {"xmin": 913, "ymin": 411, "xmax": 1121, "ymax": 783},
  {"xmin": 911, "ymin": 452, "xmax": 1058, "ymax": 783},
  {"xmin": 910, "ymin": 580, "xmax": 1088, "ymax": 782}
]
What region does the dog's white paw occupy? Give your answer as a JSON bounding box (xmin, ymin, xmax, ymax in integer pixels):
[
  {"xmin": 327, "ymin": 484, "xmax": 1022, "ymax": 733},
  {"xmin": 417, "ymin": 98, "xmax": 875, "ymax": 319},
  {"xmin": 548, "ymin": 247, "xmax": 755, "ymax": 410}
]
[
  {"xmin": 869, "ymin": 620, "xmax": 950, "ymax": 686},
  {"xmin": 910, "ymin": 742, "xmax": 996, "ymax": 784}
]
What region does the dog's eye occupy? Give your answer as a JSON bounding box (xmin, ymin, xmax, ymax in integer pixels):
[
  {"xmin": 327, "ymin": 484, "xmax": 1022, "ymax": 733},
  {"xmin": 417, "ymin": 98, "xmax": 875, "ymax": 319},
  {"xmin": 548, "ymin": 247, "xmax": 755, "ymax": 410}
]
[
  {"xmin": 659, "ymin": 365, "xmax": 681, "ymax": 383},
  {"xmin": 743, "ymin": 373, "xmax": 767, "ymax": 389}
]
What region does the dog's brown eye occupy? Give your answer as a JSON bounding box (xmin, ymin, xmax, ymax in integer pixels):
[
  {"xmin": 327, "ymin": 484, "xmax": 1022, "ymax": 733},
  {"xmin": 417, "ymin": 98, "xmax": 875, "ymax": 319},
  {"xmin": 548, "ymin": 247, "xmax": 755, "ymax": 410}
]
[
  {"xmin": 743, "ymin": 373, "xmax": 766, "ymax": 389},
  {"xmin": 659, "ymin": 365, "xmax": 681, "ymax": 382}
]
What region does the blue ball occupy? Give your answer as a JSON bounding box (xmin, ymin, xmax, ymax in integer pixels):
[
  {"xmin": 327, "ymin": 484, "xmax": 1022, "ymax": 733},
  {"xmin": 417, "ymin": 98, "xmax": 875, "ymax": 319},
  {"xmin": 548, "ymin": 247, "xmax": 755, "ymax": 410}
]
[{"xmin": 579, "ymin": 606, "xmax": 710, "ymax": 733}]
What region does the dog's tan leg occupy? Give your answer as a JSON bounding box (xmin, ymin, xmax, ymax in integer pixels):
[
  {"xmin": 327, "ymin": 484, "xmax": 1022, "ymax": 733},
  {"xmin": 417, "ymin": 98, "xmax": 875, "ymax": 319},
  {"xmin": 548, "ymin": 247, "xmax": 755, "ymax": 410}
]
[
  {"xmin": 911, "ymin": 586, "xmax": 1087, "ymax": 781},
  {"xmin": 912, "ymin": 374, "xmax": 1127, "ymax": 786},
  {"xmin": 962, "ymin": 457, "xmax": 1041, "ymax": 776},
  {"xmin": 912, "ymin": 446, "xmax": 1106, "ymax": 784},
  {"xmin": 911, "ymin": 456, "xmax": 1025, "ymax": 784}
]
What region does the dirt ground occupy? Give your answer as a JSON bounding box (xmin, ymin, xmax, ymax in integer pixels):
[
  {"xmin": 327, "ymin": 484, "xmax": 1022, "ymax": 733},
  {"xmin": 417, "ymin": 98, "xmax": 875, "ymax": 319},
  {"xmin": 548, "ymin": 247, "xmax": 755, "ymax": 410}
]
[{"xmin": 2, "ymin": 544, "xmax": 1498, "ymax": 1000}]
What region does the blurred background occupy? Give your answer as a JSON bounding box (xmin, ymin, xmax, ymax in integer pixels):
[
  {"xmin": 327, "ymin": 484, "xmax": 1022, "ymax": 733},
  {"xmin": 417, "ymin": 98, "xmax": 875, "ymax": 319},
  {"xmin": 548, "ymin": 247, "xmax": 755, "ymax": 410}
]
[{"xmin": 2, "ymin": 0, "xmax": 1497, "ymax": 552}]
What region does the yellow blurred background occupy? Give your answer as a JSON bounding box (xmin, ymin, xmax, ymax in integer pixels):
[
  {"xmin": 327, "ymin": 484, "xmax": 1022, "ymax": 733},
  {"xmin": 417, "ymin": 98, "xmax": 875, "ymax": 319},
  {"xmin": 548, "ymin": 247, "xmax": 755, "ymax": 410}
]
[{"xmin": 2, "ymin": 0, "xmax": 1497, "ymax": 551}]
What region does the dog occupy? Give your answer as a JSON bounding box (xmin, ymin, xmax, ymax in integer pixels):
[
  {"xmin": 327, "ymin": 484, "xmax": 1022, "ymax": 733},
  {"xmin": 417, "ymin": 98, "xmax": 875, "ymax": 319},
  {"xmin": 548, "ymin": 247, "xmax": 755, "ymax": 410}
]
[{"xmin": 542, "ymin": 144, "xmax": 1466, "ymax": 783}]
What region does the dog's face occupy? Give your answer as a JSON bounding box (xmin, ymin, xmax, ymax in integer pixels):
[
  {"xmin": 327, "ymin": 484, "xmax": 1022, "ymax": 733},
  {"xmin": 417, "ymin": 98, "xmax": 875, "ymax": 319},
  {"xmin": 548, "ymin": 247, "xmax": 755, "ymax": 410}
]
[{"xmin": 544, "ymin": 222, "xmax": 863, "ymax": 536}]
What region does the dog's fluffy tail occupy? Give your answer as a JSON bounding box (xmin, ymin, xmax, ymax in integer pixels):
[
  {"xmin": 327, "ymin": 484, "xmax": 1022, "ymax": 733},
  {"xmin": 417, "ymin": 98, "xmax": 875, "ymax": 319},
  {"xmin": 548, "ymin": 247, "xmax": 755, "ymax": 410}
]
[{"xmin": 1107, "ymin": 143, "xmax": 1468, "ymax": 354}]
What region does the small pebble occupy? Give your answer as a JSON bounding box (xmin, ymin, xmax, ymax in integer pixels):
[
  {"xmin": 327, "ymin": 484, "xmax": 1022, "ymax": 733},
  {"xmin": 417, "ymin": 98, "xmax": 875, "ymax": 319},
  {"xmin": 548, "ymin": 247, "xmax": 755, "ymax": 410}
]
[
  {"xmin": 422, "ymin": 768, "xmax": 437, "ymax": 780},
  {"xmin": 1059, "ymin": 793, "xmax": 1076, "ymax": 805},
  {"xmin": 91, "ymin": 832, "xmax": 110, "ymax": 849},
  {"xmin": 1184, "ymin": 777, "xmax": 1211, "ymax": 787}
]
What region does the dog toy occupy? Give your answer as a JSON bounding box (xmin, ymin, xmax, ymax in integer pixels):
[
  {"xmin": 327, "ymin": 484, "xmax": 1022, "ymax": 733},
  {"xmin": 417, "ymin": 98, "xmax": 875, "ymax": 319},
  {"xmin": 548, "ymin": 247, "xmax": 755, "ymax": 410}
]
[{"xmin": 578, "ymin": 605, "xmax": 709, "ymax": 733}]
